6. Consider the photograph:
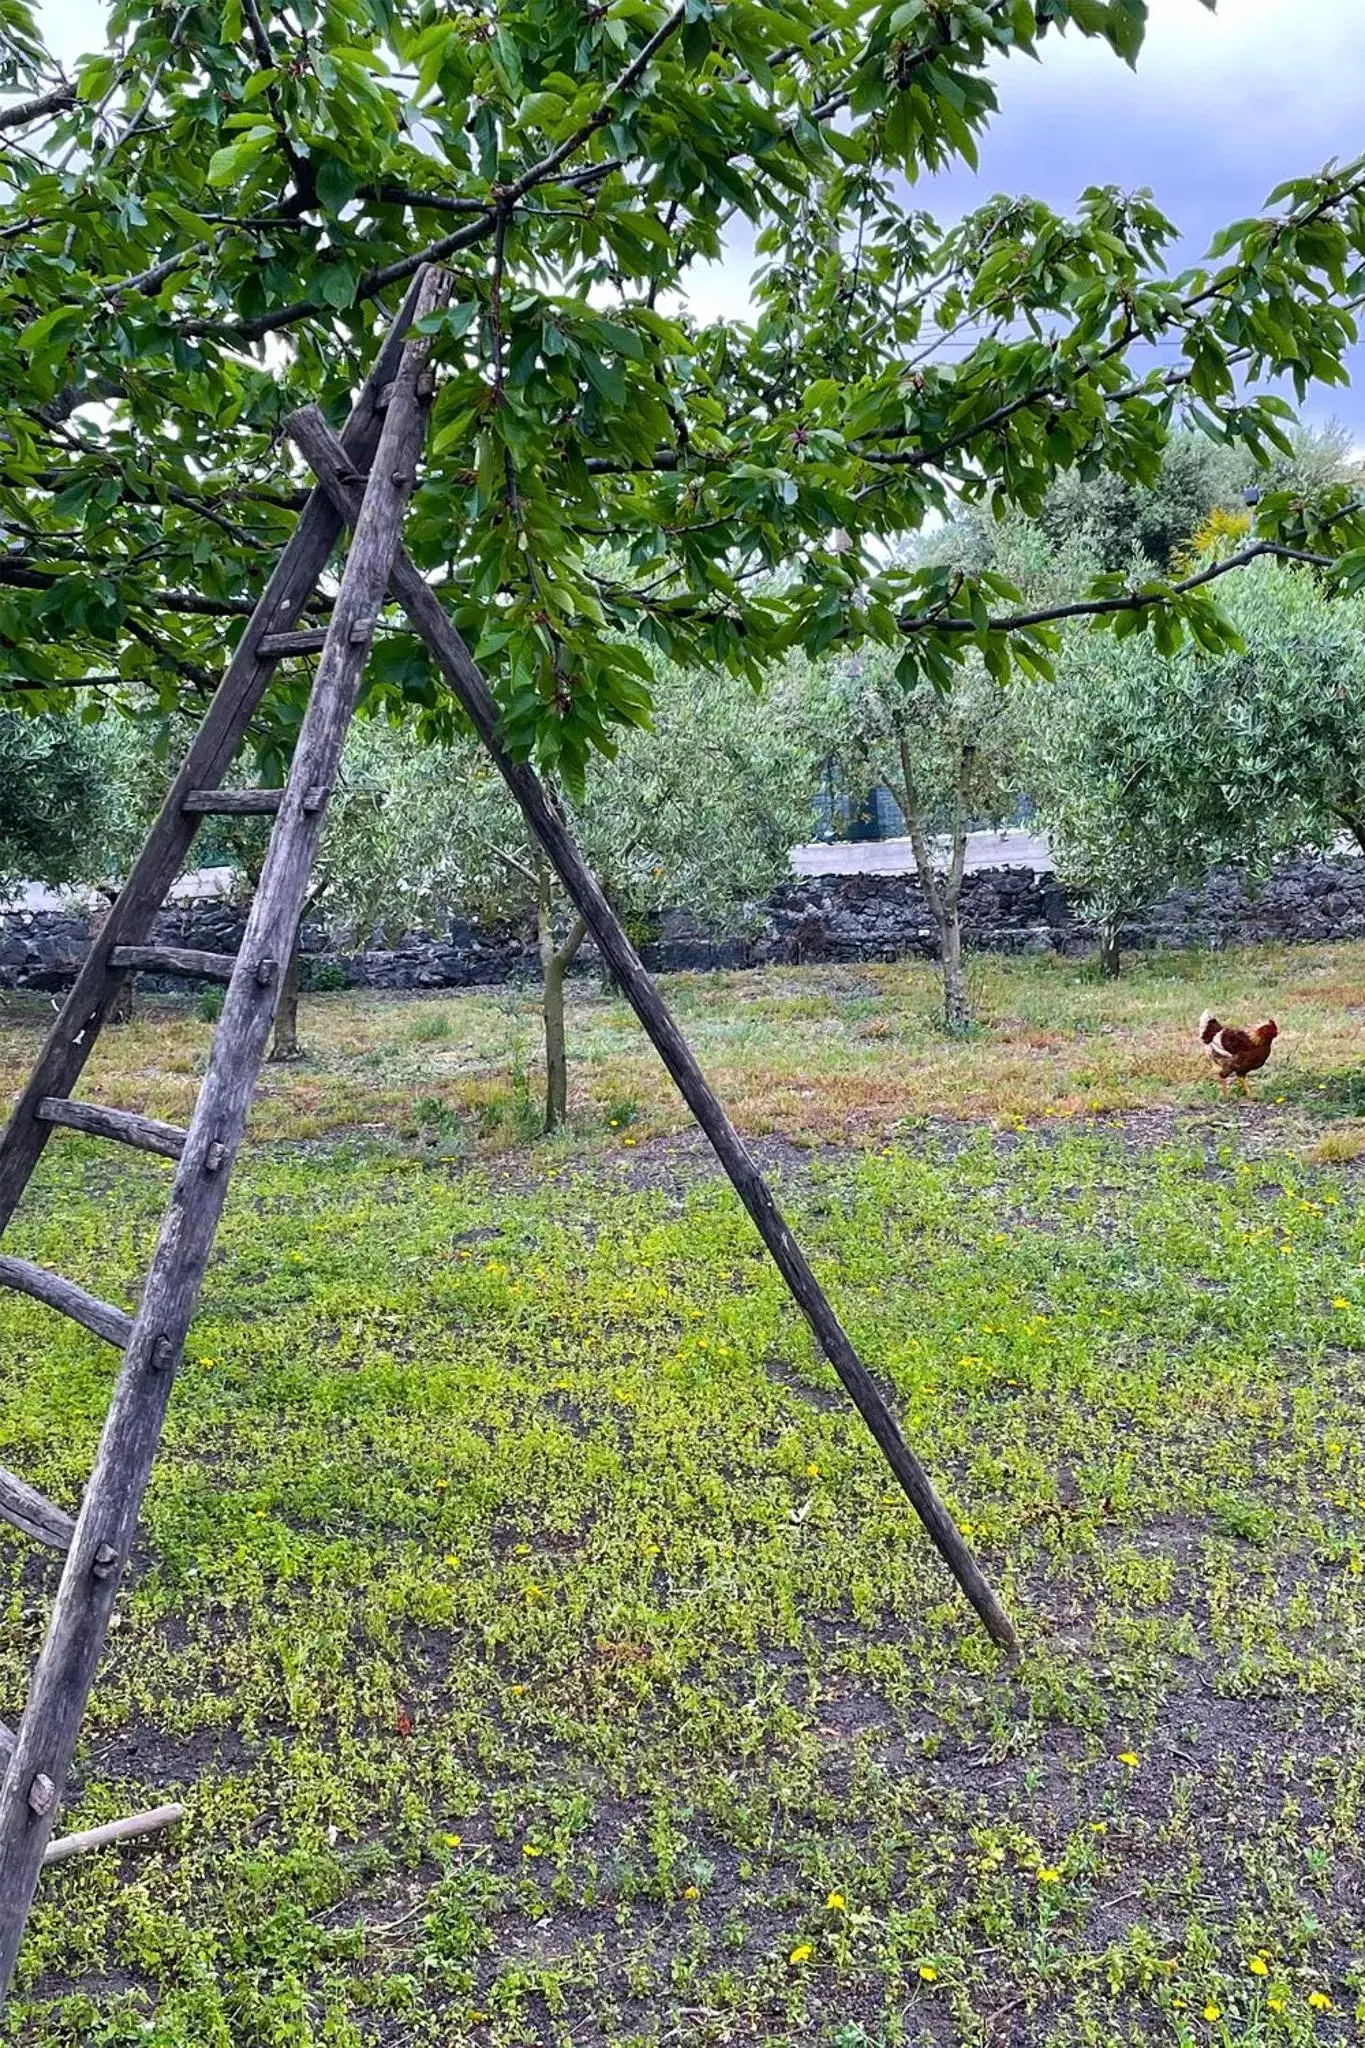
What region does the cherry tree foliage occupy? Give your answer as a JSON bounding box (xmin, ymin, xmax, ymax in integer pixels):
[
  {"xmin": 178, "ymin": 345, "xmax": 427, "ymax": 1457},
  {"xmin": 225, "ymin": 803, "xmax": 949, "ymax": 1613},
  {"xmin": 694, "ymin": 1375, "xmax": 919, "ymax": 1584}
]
[{"xmin": 0, "ymin": 0, "xmax": 1363, "ymax": 792}]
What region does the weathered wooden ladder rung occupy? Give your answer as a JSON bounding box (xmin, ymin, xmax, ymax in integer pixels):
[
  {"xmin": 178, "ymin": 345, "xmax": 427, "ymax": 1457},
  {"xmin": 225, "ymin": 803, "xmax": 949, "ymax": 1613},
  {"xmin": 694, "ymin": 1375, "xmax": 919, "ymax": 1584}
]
[
  {"xmin": 109, "ymin": 945, "xmax": 237, "ymax": 983},
  {"xmin": 181, "ymin": 789, "xmax": 284, "ymax": 816},
  {"xmin": 0, "ymin": 1256, "xmax": 132, "ymax": 1349},
  {"xmin": 36, "ymin": 1100, "xmax": 187, "ymax": 1162},
  {"xmin": 0, "ymin": 1467, "xmax": 75, "ymax": 1552},
  {"xmin": 257, "ymin": 628, "xmax": 328, "ymax": 657}
]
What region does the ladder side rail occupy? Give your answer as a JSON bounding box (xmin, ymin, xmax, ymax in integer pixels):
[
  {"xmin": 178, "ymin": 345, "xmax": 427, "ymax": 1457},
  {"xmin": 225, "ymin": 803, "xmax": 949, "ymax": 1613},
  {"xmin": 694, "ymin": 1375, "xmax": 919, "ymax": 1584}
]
[
  {"xmin": 0, "ymin": 270, "xmax": 429, "ymax": 1235},
  {"xmin": 0, "ymin": 265, "xmax": 449, "ymax": 1995}
]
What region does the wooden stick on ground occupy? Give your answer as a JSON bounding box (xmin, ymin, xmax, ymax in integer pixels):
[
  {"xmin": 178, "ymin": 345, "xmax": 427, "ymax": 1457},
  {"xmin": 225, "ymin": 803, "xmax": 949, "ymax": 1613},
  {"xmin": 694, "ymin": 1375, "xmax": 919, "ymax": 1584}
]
[
  {"xmin": 42, "ymin": 1803, "xmax": 184, "ymax": 1869},
  {"xmin": 288, "ymin": 403, "xmax": 1020, "ymax": 1655}
]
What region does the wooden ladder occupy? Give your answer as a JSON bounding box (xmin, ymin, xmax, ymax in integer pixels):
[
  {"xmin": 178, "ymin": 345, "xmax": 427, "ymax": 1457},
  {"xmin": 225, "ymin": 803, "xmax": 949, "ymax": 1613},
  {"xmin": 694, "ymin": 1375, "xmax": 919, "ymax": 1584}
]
[
  {"xmin": 0, "ymin": 245, "xmax": 1021, "ymax": 2011},
  {"xmin": 0, "ymin": 262, "xmax": 450, "ymax": 1991}
]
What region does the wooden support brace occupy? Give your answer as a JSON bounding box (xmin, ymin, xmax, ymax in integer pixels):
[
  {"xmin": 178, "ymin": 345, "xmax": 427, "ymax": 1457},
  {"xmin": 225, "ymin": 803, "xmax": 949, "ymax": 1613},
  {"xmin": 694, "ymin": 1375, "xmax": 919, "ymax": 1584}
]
[
  {"xmin": 0, "ymin": 1467, "xmax": 74, "ymax": 1552},
  {"xmin": 109, "ymin": 946, "xmax": 237, "ymax": 983},
  {"xmin": 181, "ymin": 789, "xmax": 284, "ymax": 816},
  {"xmin": 41, "ymin": 1802, "xmax": 184, "ymax": 1870},
  {"xmin": 37, "ymin": 1100, "xmax": 187, "ymax": 1161},
  {"xmin": 287, "ymin": 404, "xmax": 1018, "ymax": 1656},
  {"xmin": 0, "ymin": 1257, "xmax": 132, "ymax": 1350}
]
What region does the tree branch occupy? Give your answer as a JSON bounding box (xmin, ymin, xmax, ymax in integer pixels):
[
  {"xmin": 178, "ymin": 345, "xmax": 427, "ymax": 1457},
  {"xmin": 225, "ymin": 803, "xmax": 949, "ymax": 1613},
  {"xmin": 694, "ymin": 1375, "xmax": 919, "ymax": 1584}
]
[
  {"xmin": 946, "ymin": 742, "xmax": 975, "ymax": 912},
  {"xmin": 554, "ymin": 911, "xmax": 589, "ymax": 974},
  {"xmin": 900, "ymin": 540, "xmax": 1337, "ymax": 638},
  {"xmin": 505, "ymin": 4, "xmax": 688, "ymax": 203},
  {"xmin": 0, "ymin": 85, "xmax": 74, "ymax": 132},
  {"xmin": 0, "ymin": 556, "xmax": 331, "ymax": 617},
  {"xmin": 890, "ymin": 713, "xmax": 946, "ymax": 925}
]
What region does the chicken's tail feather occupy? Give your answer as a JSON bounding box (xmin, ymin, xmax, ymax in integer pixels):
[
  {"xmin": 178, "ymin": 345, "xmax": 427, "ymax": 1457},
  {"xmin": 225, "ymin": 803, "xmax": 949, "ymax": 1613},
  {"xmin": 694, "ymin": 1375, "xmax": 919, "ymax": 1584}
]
[{"xmin": 1199, "ymin": 1011, "xmax": 1221, "ymax": 1044}]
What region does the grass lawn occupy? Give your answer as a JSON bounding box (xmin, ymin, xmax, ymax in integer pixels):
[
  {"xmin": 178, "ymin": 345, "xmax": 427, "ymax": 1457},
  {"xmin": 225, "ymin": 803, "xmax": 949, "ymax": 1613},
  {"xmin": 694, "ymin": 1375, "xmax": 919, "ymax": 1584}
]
[{"xmin": 3, "ymin": 942, "xmax": 1365, "ymax": 2045}]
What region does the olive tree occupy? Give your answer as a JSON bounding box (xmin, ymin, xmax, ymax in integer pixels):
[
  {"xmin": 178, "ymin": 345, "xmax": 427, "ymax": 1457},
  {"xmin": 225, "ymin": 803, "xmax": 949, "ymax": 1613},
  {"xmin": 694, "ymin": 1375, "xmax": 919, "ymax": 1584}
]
[
  {"xmin": 812, "ymin": 648, "xmax": 1021, "ymax": 1030},
  {"xmin": 0, "ymin": 710, "xmax": 122, "ymax": 901},
  {"xmin": 321, "ymin": 657, "xmax": 815, "ymax": 1126},
  {"xmin": 1023, "ymin": 559, "xmax": 1365, "ymax": 972}
]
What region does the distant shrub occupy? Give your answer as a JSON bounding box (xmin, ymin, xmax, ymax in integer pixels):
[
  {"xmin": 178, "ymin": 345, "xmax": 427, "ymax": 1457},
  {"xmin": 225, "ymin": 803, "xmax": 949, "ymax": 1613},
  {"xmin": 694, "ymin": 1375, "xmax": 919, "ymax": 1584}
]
[{"xmin": 303, "ymin": 959, "xmax": 348, "ymax": 993}]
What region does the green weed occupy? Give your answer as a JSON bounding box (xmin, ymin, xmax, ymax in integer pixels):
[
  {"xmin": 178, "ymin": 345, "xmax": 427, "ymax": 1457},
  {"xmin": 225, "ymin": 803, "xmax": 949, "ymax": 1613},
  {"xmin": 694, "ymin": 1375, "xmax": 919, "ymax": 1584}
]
[{"xmin": 0, "ymin": 950, "xmax": 1363, "ymax": 2041}]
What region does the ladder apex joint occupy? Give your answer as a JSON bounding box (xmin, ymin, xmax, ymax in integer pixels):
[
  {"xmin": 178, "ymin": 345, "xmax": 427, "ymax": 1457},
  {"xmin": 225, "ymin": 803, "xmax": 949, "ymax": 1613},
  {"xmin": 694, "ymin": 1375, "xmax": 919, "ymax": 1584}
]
[
  {"xmin": 254, "ymin": 957, "xmax": 277, "ymax": 988},
  {"xmin": 26, "ymin": 1776, "xmax": 54, "ymax": 1819},
  {"xmin": 148, "ymin": 1334, "xmax": 175, "ymax": 1373},
  {"xmin": 90, "ymin": 1543, "xmax": 118, "ymax": 1580}
]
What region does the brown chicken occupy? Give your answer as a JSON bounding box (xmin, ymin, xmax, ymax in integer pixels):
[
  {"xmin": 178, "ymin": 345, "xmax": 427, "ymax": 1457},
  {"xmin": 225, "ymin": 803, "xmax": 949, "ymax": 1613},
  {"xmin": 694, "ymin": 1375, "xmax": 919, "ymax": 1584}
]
[{"xmin": 1199, "ymin": 1011, "xmax": 1278, "ymax": 1092}]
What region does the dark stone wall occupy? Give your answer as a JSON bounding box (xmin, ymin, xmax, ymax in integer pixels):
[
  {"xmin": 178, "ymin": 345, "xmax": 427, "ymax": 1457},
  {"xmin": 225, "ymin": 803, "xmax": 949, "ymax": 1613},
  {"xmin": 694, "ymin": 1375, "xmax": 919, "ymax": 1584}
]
[{"xmin": 4, "ymin": 851, "xmax": 1365, "ymax": 994}]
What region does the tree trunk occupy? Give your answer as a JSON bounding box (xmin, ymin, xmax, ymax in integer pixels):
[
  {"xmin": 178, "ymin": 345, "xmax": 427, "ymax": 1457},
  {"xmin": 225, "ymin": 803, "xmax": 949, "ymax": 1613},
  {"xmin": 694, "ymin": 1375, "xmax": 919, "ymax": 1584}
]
[
  {"xmin": 88, "ymin": 895, "xmax": 134, "ymax": 1023},
  {"xmin": 268, "ymin": 932, "xmax": 303, "ymax": 1061},
  {"xmin": 893, "ymin": 719, "xmax": 975, "ymax": 1034},
  {"xmin": 267, "ymin": 875, "xmax": 327, "ymax": 1063},
  {"xmin": 1097, "ymin": 910, "xmax": 1122, "ymax": 980},
  {"xmin": 941, "ymin": 909, "xmax": 970, "ymax": 1031},
  {"xmin": 537, "ymin": 858, "xmax": 588, "ymax": 1132},
  {"xmin": 1333, "ymin": 803, "xmax": 1365, "ymax": 858}
]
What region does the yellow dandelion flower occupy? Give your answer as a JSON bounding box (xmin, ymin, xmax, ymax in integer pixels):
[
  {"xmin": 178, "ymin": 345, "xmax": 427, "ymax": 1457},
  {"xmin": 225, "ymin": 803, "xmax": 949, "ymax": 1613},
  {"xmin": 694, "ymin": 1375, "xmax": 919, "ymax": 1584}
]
[
  {"xmin": 1037, "ymin": 1866, "xmax": 1061, "ymax": 1884},
  {"xmin": 1118, "ymin": 1751, "xmax": 1140, "ymax": 1768},
  {"xmin": 524, "ymin": 1582, "xmax": 546, "ymax": 1602},
  {"xmin": 642, "ymin": 1540, "xmax": 660, "ymax": 1556},
  {"xmin": 434, "ymin": 1478, "xmax": 449, "ymax": 1491},
  {"xmin": 826, "ymin": 1892, "xmax": 846, "ymax": 1911},
  {"xmin": 789, "ymin": 1943, "xmax": 813, "ymax": 1965},
  {"xmin": 445, "ymin": 1833, "xmax": 462, "ymax": 1848},
  {"xmin": 1268, "ymin": 1996, "xmax": 1286, "ymax": 2013},
  {"xmin": 1248, "ymin": 1956, "xmax": 1269, "ymax": 1976},
  {"xmin": 1204, "ymin": 2002, "xmax": 1221, "ymax": 2022},
  {"xmin": 918, "ymin": 1963, "xmax": 938, "ymax": 1982},
  {"xmin": 682, "ymin": 1884, "xmax": 699, "ymax": 1900},
  {"xmin": 513, "ymin": 1542, "xmax": 532, "ymax": 1556},
  {"xmin": 1327, "ymin": 1442, "xmax": 1343, "ymax": 1455},
  {"xmin": 443, "ymin": 1554, "xmax": 460, "ymax": 1569},
  {"xmin": 509, "ymin": 1682, "xmax": 527, "ymax": 1695},
  {"xmin": 522, "ymin": 1843, "xmax": 543, "ymax": 1858},
  {"xmin": 1334, "ymin": 1298, "xmax": 1352, "ymax": 1309},
  {"xmin": 806, "ymin": 1462, "xmax": 821, "ymax": 1477},
  {"xmin": 1308, "ymin": 1991, "xmax": 1332, "ymax": 2011}
]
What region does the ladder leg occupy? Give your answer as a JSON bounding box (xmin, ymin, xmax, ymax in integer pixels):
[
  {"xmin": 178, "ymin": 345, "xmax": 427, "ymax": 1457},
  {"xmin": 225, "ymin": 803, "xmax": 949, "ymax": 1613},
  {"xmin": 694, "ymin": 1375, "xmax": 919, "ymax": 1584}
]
[
  {"xmin": 0, "ymin": 267, "xmax": 450, "ymax": 1996},
  {"xmin": 0, "ymin": 268, "xmax": 430, "ymax": 1237},
  {"xmin": 290, "ymin": 409, "xmax": 1018, "ymax": 1656}
]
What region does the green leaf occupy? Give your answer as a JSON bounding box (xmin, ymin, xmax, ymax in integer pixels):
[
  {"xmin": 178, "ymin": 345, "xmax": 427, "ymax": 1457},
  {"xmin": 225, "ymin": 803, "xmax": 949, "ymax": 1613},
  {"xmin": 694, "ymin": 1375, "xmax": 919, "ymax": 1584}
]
[
  {"xmin": 205, "ymin": 130, "xmax": 273, "ymax": 189},
  {"xmin": 314, "ymin": 263, "xmax": 359, "ymax": 309},
  {"xmin": 76, "ymin": 53, "xmax": 116, "ymax": 100},
  {"xmin": 316, "ymin": 157, "xmax": 358, "ymax": 215}
]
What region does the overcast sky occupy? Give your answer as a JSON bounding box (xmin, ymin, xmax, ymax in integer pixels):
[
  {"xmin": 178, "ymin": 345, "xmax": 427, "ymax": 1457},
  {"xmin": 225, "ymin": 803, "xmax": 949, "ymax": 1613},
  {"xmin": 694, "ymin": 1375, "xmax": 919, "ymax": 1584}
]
[{"xmin": 37, "ymin": 0, "xmax": 1365, "ymax": 430}]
